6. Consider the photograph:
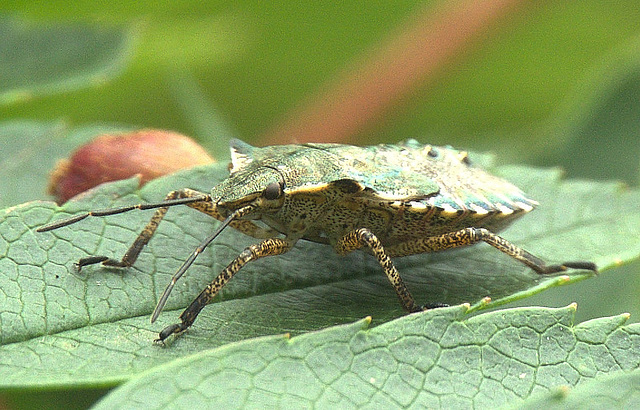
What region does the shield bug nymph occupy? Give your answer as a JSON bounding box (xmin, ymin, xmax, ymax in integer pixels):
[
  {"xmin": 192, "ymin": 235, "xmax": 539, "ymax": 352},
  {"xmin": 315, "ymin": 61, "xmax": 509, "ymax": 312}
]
[{"xmin": 37, "ymin": 139, "xmax": 597, "ymax": 342}]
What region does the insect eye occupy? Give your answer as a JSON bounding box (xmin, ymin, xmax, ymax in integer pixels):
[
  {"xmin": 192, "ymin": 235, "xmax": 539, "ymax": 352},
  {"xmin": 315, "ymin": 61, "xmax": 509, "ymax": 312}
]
[{"xmin": 263, "ymin": 182, "xmax": 283, "ymax": 200}]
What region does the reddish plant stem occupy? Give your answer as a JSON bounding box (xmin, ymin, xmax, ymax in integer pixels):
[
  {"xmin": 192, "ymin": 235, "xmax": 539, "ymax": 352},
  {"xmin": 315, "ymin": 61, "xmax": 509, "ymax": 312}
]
[{"xmin": 260, "ymin": 0, "xmax": 531, "ymax": 145}]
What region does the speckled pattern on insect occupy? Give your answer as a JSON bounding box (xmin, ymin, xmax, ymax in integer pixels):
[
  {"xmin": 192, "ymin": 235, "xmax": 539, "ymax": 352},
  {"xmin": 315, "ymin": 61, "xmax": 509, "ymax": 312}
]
[{"xmin": 37, "ymin": 139, "xmax": 597, "ymax": 342}]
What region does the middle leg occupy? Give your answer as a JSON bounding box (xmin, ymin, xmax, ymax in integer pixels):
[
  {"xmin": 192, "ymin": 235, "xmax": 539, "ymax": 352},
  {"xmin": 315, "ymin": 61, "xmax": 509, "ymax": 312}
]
[{"xmin": 335, "ymin": 228, "xmax": 431, "ymax": 313}]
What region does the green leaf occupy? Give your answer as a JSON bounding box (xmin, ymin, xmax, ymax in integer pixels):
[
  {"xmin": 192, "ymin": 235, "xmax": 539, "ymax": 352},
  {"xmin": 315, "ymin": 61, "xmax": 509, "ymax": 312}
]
[
  {"xmin": 1, "ymin": 157, "xmax": 637, "ymax": 392},
  {"xmin": 0, "ymin": 121, "xmax": 130, "ymax": 208},
  {"xmin": 516, "ymin": 368, "xmax": 640, "ymax": 410},
  {"xmin": 91, "ymin": 305, "xmax": 640, "ymax": 408},
  {"xmin": 0, "ymin": 17, "xmax": 136, "ymax": 105},
  {"xmin": 536, "ymin": 35, "xmax": 640, "ymax": 184}
]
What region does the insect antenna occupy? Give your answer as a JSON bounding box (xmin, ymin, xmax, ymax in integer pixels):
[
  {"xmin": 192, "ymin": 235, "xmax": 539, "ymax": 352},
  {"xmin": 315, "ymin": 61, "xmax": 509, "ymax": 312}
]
[
  {"xmin": 36, "ymin": 196, "xmax": 209, "ymax": 232},
  {"xmin": 150, "ymin": 204, "xmax": 255, "ymax": 323}
]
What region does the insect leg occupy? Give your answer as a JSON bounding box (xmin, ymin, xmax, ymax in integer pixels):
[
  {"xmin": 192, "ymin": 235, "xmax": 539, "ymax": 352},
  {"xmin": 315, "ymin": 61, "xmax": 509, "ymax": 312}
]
[
  {"xmin": 471, "ymin": 228, "xmax": 597, "ymax": 274},
  {"xmin": 156, "ymin": 237, "xmax": 293, "ymax": 342},
  {"xmin": 387, "ymin": 228, "xmax": 597, "ymax": 274},
  {"xmin": 67, "ymin": 189, "xmax": 211, "ymax": 270},
  {"xmin": 335, "ymin": 228, "xmax": 426, "ymax": 313}
]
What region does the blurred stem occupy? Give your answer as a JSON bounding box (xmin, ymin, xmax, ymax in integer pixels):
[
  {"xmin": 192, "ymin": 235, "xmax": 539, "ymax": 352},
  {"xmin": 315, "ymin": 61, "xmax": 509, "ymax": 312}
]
[
  {"xmin": 259, "ymin": 0, "xmax": 532, "ymax": 145},
  {"xmin": 166, "ymin": 69, "xmax": 237, "ymax": 158}
]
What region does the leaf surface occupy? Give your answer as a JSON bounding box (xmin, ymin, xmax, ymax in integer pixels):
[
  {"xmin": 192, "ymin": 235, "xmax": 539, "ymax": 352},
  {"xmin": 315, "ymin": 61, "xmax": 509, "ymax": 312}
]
[
  {"xmin": 0, "ymin": 158, "xmax": 637, "ymax": 390},
  {"xmin": 92, "ymin": 305, "xmax": 640, "ymax": 409},
  {"xmin": 0, "ymin": 121, "xmax": 130, "ymax": 208},
  {"xmin": 515, "ymin": 368, "xmax": 640, "ymax": 410},
  {"xmin": 0, "ymin": 17, "xmax": 135, "ymax": 105}
]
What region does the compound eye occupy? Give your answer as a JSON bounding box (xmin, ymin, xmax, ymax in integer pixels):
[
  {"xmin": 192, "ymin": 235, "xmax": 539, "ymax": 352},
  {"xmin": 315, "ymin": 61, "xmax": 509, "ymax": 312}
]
[{"xmin": 263, "ymin": 182, "xmax": 283, "ymax": 200}]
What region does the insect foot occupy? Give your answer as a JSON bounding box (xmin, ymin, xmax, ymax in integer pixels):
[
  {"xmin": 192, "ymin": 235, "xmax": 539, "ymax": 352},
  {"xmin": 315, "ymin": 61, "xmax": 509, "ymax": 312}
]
[
  {"xmin": 420, "ymin": 303, "xmax": 450, "ymax": 311},
  {"xmin": 155, "ymin": 323, "xmax": 185, "ymax": 343},
  {"xmin": 466, "ymin": 228, "xmax": 598, "ymax": 275},
  {"xmin": 37, "ymin": 139, "xmax": 597, "ymax": 343}
]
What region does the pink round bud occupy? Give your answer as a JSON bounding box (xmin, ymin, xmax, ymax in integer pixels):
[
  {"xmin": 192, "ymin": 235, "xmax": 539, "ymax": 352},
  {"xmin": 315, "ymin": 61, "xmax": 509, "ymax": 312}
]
[{"xmin": 48, "ymin": 129, "xmax": 215, "ymax": 203}]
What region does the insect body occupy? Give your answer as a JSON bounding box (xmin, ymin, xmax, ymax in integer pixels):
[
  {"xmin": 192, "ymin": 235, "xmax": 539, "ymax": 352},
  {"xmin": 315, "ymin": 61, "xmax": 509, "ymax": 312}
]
[{"xmin": 37, "ymin": 139, "xmax": 597, "ymax": 342}]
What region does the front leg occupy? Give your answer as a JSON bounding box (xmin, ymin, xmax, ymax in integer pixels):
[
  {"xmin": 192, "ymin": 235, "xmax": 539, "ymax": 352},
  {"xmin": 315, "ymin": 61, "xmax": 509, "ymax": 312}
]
[
  {"xmin": 156, "ymin": 237, "xmax": 293, "ymax": 342},
  {"xmin": 74, "ymin": 188, "xmax": 276, "ymax": 271},
  {"xmin": 75, "ymin": 189, "xmax": 210, "ymax": 270}
]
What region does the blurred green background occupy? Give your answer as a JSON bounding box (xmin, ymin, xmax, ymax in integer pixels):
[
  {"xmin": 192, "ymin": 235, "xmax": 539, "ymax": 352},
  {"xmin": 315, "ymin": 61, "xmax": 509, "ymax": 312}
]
[
  {"xmin": 2, "ymin": 1, "xmax": 640, "ymax": 408},
  {"xmin": 2, "ymin": 1, "xmax": 639, "ymax": 170}
]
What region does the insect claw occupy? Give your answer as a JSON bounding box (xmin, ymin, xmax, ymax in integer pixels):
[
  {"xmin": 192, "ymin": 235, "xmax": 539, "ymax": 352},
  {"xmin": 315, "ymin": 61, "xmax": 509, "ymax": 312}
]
[
  {"xmin": 534, "ymin": 261, "xmax": 598, "ymax": 275},
  {"xmin": 562, "ymin": 261, "xmax": 598, "ymax": 272},
  {"xmin": 74, "ymin": 255, "xmax": 109, "ymax": 272},
  {"xmin": 155, "ymin": 323, "xmax": 185, "ymax": 343},
  {"xmin": 420, "ymin": 302, "xmax": 449, "ymax": 310}
]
